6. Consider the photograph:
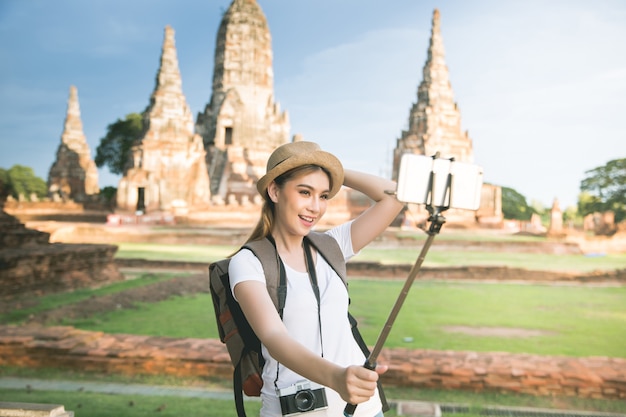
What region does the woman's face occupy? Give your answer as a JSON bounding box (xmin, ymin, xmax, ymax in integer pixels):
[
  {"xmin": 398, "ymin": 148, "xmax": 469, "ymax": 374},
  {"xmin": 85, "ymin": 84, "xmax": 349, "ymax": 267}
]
[{"xmin": 269, "ymin": 169, "xmax": 330, "ymax": 236}]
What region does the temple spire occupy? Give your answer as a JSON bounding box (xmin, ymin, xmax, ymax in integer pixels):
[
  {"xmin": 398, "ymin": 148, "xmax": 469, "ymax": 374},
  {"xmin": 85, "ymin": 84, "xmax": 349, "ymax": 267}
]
[
  {"xmin": 392, "ymin": 8, "xmax": 474, "ymax": 180},
  {"xmin": 143, "ymin": 25, "xmax": 195, "ymax": 138},
  {"xmin": 48, "ymin": 85, "xmax": 99, "ymax": 201},
  {"xmin": 195, "ymin": 0, "xmax": 290, "ymax": 202},
  {"xmin": 116, "ymin": 25, "xmax": 211, "ymax": 212},
  {"xmin": 61, "ymin": 85, "xmax": 87, "ymax": 152}
]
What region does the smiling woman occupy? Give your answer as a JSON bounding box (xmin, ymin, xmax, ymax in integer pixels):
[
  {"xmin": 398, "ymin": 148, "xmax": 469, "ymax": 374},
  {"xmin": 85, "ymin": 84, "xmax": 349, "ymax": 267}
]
[{"xmin": 227, "ymin": 141, "xmax": 405, "ymax": 417}]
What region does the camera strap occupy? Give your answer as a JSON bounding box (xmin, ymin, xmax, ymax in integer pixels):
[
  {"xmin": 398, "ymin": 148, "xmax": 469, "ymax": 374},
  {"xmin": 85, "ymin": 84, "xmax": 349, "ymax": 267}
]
[
  {"xmin": 271, "ymin": 236, "xmax": 325, "ymax": 391},
  {"xmin": 303, "ymin": 237, "xmax": 325, "ymax": 358}
]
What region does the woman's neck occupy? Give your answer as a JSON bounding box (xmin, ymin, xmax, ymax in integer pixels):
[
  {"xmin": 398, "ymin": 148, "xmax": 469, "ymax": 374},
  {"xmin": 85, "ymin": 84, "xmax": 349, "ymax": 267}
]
[{"xmin": 271, "ymin": 230, "xmax": 307, "ymax": 272}]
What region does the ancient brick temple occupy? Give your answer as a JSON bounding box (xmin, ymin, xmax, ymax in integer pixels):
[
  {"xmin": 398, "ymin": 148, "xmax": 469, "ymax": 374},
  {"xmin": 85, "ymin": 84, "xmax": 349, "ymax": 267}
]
[
  {"xmin": 47, "ymin": 85, "xmax": 99, "ymax": 202},
  {"xmin": 116, "ymin": 26, "xmax": 211, "ymax": 213},
  {"xmin": 195, "ymin": 0, "xmax": 291, "ymax": 204},
  {"xmin": 393, "ymin": 9, "xmax": 474, "ymax": 174},
  {"xmin": 393, "ymin": 9, "xmax": 501, "ymax": 225}
]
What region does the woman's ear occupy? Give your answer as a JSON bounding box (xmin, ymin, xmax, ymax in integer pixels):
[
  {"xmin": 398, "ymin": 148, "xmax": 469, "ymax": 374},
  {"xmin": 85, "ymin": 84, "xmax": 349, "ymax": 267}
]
[{"xmin": 267, "ymin": 181, "xmax": 279, "ymax": 203}]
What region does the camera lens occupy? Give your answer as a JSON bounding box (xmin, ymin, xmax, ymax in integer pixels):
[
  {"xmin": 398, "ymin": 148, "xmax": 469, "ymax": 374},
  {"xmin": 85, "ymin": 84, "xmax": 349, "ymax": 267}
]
[{"xmin": 294, "ymin": 389, "xmax": 316, "ymax": 412}]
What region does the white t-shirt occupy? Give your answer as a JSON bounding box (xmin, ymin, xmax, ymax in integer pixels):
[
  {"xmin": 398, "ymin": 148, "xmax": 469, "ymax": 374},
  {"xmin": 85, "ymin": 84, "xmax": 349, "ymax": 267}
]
[{"xmin": 229, "ymin": 221, "xmax": 382, "ymax": 417}]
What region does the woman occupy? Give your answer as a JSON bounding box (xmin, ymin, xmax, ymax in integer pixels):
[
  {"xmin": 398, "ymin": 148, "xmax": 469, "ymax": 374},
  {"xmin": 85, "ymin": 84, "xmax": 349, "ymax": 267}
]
[{"xmin": 229, "ymin": 141, "xmax": 405, "ymax": 416}]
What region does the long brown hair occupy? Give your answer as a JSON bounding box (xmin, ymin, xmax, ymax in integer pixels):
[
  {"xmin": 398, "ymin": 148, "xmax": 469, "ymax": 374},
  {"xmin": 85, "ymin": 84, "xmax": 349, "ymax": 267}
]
[{"xmin": 244, "ymin": 164, "xmax": 332, "ymax": 244}]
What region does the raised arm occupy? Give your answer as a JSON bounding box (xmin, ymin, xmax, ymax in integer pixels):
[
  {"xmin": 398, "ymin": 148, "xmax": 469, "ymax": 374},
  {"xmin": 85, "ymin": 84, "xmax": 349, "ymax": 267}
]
[{"xmin": 343, "ymin": 169, "xmax": 405, "ymax": 253}]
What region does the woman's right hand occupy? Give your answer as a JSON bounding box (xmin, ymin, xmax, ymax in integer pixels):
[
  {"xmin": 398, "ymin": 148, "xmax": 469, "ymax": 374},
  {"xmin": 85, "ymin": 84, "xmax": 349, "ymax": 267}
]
[{"xmin": 334, "ymin": 364, "xmax": 387, "ymax": 404}]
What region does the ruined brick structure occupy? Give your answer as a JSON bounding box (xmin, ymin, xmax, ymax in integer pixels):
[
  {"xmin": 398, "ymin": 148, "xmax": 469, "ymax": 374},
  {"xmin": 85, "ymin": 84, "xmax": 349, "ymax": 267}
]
[
  {"xmin": 393, "ymin": 9, "xmax": 501, "ymax": 226},
  {"xmin": 116, "ymin": 26, "xmax": 211, "ymax": 214},
  {"xmin": 47, "ymin": 86, "xmax": 99, "ymax": 203},
  {"xmin": 195, "ymin": 0, "xmax": 290, "ymax": 204},
  {"xmin": 0, "ymin": 209, "xmax": 122, "ymax": 298}
]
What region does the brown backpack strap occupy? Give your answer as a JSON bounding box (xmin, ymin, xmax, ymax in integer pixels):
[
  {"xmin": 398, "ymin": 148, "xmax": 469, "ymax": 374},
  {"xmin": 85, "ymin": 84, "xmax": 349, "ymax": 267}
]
[
  {"xmin": 306, "ymin": 231, "xmax": 347, "ymax": 287},
  {"xmin": 243, "ymin": 232, "xmax": 347, "ymax": 307},
  {"xmin": 242, "ymin": 238, "xmax": 282, "ymax": 310}
]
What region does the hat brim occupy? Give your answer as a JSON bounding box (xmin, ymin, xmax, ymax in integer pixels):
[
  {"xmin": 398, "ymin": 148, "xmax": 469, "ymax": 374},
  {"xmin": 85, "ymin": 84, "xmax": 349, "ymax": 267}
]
[{"xmin": 256, "ymin": 150, "xmax": 344, "ymax": 198}]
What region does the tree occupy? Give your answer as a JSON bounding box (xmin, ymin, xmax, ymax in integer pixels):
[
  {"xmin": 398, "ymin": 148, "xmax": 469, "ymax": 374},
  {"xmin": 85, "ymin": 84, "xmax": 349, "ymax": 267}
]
[
  {"xmin": 95, "ymin": 113, "xmax": 144, "ymax": 175},
  {"xmin": 0, "ymin": 165, "xmax": 47, "ymax": 200},
  {"xmin": 99, "ymin": 186, "xmax": 117, "ymax": 203},
  {"xmin": 0, "ymin": 168, "xmax": 10, "ymax": 200},
  {"xmin": 501, "ymin": 186, "xmax": 535, "ymax": 221},
  {"xmin": 579, "ymin": 158, "xmax": 626, "ymax": 223}
]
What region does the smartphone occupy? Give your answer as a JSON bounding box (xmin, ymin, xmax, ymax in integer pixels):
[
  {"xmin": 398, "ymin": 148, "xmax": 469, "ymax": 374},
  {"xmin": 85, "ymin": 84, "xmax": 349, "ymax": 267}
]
[{"xmin": 396, "ymin": 153, "xmax": 483, "ymax": 211}]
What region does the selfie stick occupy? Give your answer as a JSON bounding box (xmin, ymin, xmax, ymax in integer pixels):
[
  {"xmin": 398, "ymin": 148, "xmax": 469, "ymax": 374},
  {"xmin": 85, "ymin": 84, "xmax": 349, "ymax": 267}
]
[{"xmin": 344, "ymin": 162, "xmax": 451, "ymax": 417}]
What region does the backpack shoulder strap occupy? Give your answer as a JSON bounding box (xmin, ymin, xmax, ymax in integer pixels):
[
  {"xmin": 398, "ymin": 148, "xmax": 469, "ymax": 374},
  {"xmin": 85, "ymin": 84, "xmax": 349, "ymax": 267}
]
[
  {"xmin": 242, "ymin": 238, "xmax": 284, "ymax": 311},
  {"xmin": 306, "ymin": 231, "xmax": 347, "ymax": 287}
]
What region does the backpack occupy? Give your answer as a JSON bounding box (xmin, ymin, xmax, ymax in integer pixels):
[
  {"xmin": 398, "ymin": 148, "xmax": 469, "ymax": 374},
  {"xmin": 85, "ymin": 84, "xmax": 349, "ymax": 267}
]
[{"xmin": 209, "ymin": 231, "xmax": 388, "ymax": 417}]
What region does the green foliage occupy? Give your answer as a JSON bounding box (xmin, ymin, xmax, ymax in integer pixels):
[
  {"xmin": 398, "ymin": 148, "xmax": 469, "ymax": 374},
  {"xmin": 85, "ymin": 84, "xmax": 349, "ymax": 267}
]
[
  {"xmin": 501, "ymin": 186, "xmax": 535, "ymax": 220},
  {"xmin": 562, "ymin": 204, "xmax": 581, "ymax": 224},
  {"xmin": 99, "ymin": 185, "xmax": 117, "ymax": 202},
  {"xmin": 579, "ymin": 158, "xmax": 626, "ymax": 222},
  {"xmin": 95, "ymin": 113, "xmax": 144, "ymax": 175},
  {"xmin": 0, "ymin": 168, "xmax": 9, "ymax": 199},
  {"xmin": 577, "ymin": 191, "xmax": 603, "ymax": 218},
  {"xmin": 0, "ymin": 164, "xmax": 47, "ymax": 199}
]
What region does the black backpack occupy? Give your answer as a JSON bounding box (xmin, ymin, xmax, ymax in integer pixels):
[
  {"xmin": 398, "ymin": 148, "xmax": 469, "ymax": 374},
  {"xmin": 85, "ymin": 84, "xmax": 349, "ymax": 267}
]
[{"xmin": 209, "ymin": 231, "xmax": 388, "ymax": 417}]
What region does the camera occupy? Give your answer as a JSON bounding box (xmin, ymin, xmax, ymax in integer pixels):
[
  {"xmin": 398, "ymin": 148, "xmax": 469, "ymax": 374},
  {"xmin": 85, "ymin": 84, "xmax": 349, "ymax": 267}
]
[{"xmin": 277, "ymin": 380, "xmax": 328, "ymax": 416}]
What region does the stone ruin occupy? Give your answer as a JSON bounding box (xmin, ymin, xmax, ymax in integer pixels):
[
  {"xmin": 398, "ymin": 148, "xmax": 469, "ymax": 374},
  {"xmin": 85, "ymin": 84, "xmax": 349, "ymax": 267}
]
[
  {"xmin": 39, "ymin": 1, "xmax": 502, "ymax": 226},
  {"xmin": 547, "ymin": 198, "xmax": 565, "ymax": 237},
  {"xmin": 584, "ymin": 211, "xmax": 619, "ymax": 236},
  {"xmin": 47, "ymin": 85, "xmax": 99, "ymax": 203},
  {"xmin": 195, "ymin": 0, "xmax": 291, "ymax": 205},
  {"xmin": 0, "ymin": 207, "xmax": 123, "ymax": 299},
  {"xmin": 117, "ymin": 1, "xmax": 292, "ymax": 213},
  {"xmin": 116, "ymin": 26, "xmax": 211, "ymax": 215}
]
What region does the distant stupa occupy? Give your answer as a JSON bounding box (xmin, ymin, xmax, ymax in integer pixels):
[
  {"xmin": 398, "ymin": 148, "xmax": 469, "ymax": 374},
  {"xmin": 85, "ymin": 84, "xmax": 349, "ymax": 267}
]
[
  {"xmin": 116, "ymin": 25, "xmax": 211, "ymax": 213},
  {"xmin": 196, "ymin": 0, "xmax": 291, "ymax": 204},
  {"xmin": 392, "ymin": 9, "xmax": 474, "ymax": 180},
  {"xmin": 48, "ymin": 85, "xmax": 99, "ymax": 202}
]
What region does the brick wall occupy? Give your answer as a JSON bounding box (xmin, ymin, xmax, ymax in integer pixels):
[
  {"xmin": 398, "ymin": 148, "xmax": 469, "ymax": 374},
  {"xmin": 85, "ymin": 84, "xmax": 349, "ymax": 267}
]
[
  {"xmin": 1, "ymin": 325, "xmax": 623, "ymax": 400},
  {"xmin": 0, "ymin": 244, "xmax": 123, "ymax": 298}
]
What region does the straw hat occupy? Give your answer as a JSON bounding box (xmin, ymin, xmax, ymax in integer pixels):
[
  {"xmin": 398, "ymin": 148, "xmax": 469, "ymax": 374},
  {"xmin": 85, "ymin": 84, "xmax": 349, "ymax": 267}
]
[{"xmin": 256, "ymin": 141, "xmax": 344, "ymax": 198}]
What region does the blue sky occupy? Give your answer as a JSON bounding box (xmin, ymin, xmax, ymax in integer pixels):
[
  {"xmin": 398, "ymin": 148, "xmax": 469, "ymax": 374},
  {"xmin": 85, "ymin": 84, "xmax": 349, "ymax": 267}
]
[{"xmin": 1, "ymin": 0, "xmax": 624, "ymax": 209}]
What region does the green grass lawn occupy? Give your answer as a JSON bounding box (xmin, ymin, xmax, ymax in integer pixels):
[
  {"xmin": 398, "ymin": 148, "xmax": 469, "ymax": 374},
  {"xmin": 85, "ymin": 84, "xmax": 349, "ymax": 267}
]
[
  {"xmin": 3, "ymin": 236, "xmax": 626, "ymax": 415},
  {"xmin": 0, "ymin": 388, "xmax": 263, "ymax": 417},
  {"xmin": 114, "ymin": 243, "xmax": 234, "ymax": 263},
  {"xmin": 113, "ymin": 242, "xmax": 626, "ymax": 273},
  {"xmin": 0, "ymin": 273, "xmax": 186, "ymax": 324},
  {"xmin": 28, "ymin": 276, "xmax": 625, "ymax": 358},
  {"xmin": 357, "ymin": 248, "xmax": 626, "ymax": 272},
  {"xmin": 2, "ymin": 370, "xmax": 625, "ymax": 416}
]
